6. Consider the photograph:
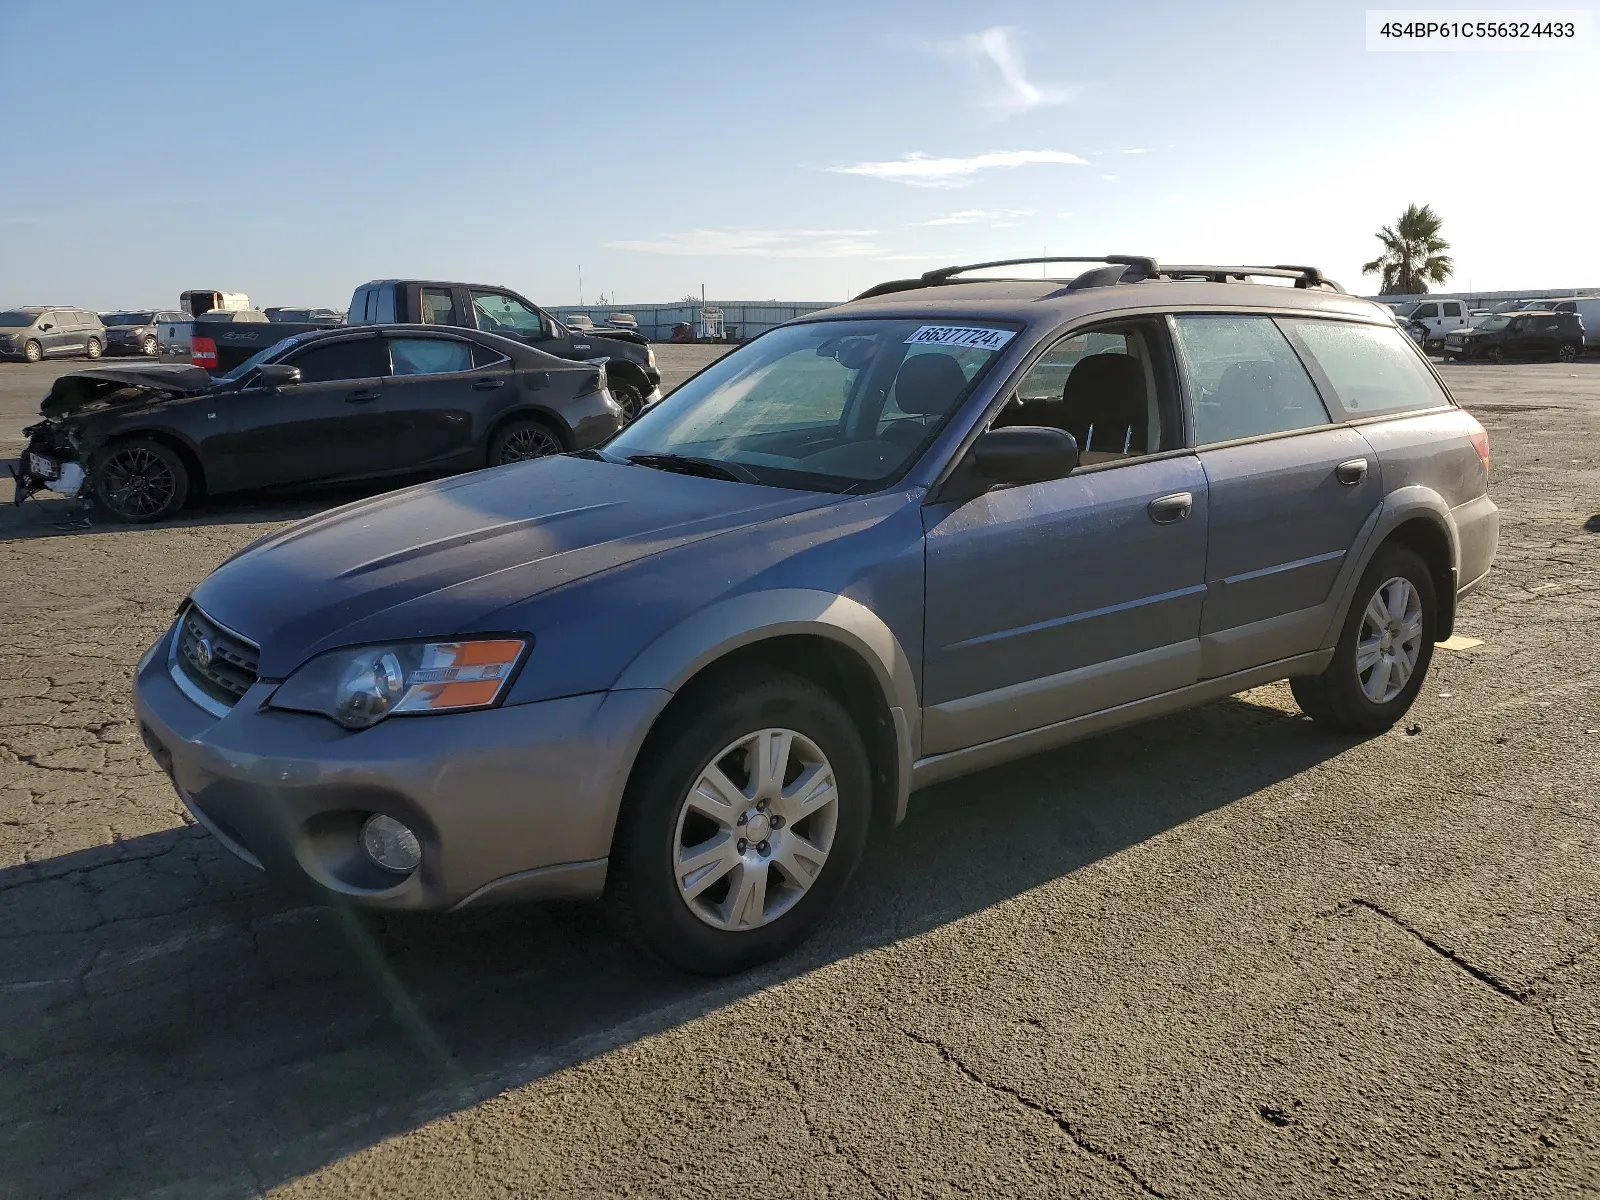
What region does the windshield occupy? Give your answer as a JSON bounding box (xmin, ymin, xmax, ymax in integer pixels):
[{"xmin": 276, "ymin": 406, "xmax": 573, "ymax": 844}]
[
  {"xmin": 0, "ymin": 312, "xmax": 38, "ymax": 327},
  {"xmin": 214, "ymin": 336, "xmax": 301, "ymax": 382},
  {"xmin": 104, "ymin": 312, "xmax": 154, "ymax": 326},
  {"xmin": 604, "ymin": 318, "xmax": 1017, "ymax": 493},
  {"xmin": 1477, "ymin": 315, "xmax": 1511, "ymax": 331}
]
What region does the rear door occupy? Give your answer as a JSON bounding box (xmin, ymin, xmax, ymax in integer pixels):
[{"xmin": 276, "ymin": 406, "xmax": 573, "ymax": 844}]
[
  {"xmin": 1172, "ymin": 314, "xmax": 1383, "ymax": 678},
  {"xmin": 1440, "ymin": 301, "xmax": 1466, "ymax": 337},
  {"xmin": 213, "ymin": 336, "xmax": 390, "ymax": 490},
  {"xmin": 376, "ymin": 333, "xmax": 506, "ymax": 470}
]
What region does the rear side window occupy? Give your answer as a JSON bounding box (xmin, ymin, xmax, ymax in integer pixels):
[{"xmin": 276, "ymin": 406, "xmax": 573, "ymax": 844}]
[
  {"xmin": 349, "ymin": 288, "xmax": 370, "ymax": 323},
  {"xmin": 1172, "ymin": 315, "xmax": 1330, "ymax": 445},
  {"xmin": 388, "ymin": 337, "xmax": 473, "ymax": 376},
  {"xmin": 287, "ymin": 338, "xmax": 383, "ymax": 383},
  {"xmin": 419, "ymin": 288, "xmax": 457, "ymax": 325},
  {"xmin": 1442, "ymin": 302, "xmax": 1462, "ymax": 317},
  {"xmin": 1284, "ymin": 319, "xmax": 1449, "ymax": 417}
]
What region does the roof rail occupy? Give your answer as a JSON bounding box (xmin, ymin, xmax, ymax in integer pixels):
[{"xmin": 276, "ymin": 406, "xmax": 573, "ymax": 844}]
[
  {"xmin": 852, "ymin": 257, "xmax": 1343, "ymax": 300},
  {"xmin": 1156, "ymin": 264, "xmax": 1344, "ymax": 292},
  {"xmin": 852, "ymin": 255, "xmax": 1156, "ymax": 300}
]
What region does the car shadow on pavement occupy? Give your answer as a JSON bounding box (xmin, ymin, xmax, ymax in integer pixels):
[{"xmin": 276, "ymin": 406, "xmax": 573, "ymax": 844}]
[{"xmin": 0, "ymin": 692, "xmax": 1354, "ymax": 1198}]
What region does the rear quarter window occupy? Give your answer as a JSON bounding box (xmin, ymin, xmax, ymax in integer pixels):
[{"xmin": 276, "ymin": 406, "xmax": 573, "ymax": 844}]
[{"xmin": 1282, "ymin": 319, "xmax": 1450, "ymax": 418}]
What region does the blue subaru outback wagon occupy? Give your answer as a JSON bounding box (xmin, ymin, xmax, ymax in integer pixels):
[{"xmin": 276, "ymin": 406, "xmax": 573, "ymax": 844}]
[{"xmin": 134, "ymin": 256, "xmax": 1498, "ymax": 974}]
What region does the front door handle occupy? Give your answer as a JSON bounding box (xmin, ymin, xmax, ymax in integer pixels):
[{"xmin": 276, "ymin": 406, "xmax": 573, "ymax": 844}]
[
  {"xmin": 1335, "ymin": 457, "xmax": 1368, "ymax": 486},
  {"xmin": 472, "ymin": 376, "xmax": 506, "ymax": 390},
  {"xmin": 345, "ymin": 388, "xmax": 380, "ymax": 403},
  {"xmin": 1148, "ymin": 492, "xmax": 1193, "ymax": 524}
]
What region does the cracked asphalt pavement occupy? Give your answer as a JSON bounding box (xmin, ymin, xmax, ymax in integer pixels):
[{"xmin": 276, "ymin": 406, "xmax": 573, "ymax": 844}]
[{"xmin": 1, "ymin": 351, "xmax": 1597, "ymax": 1198}]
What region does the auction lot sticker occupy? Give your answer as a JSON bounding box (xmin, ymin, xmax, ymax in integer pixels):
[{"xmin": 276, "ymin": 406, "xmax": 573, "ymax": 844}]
[{"xmin": 905, "ymin": 325, "xmax": 1016, "ymax": 351}]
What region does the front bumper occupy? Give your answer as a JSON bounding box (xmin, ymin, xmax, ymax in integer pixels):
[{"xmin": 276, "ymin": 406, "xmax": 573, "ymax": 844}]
[{"xmin": 132, "ymin": 623, "xmax": 670, "ymax": 910}]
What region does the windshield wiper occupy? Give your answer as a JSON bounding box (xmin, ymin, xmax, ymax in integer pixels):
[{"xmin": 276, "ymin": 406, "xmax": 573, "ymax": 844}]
[{"xmin": 625, "ymin": 453, "xmax": 759, "ymax": 484}]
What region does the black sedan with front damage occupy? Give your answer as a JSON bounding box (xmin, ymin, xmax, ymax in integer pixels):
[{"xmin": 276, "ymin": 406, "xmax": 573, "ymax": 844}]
[{"xmin": 13, "ymin": 324, "xmax": 625, "ymax": 522}]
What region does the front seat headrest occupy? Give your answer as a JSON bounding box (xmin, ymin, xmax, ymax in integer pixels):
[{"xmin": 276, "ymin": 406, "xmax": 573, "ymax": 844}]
[{"xmin": 894, "ymin": 353, "xmax": 968, "ymax": 416}]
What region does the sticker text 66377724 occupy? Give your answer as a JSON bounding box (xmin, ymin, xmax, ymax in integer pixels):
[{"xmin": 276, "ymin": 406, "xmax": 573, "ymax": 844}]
[{"xmin": 904, "ymin": 325, "xmax": 1016, "ymax": 351}]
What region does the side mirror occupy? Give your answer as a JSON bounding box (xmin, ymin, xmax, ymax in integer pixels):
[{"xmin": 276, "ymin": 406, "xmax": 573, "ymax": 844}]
[
  {"xmin": 39, "ymin": 323, "xmax": 52, "ymax": 331},
  {"xmin": 255, "ymin": 363, "xmax": 302, "ymax": 388},
  {"xmin": 971, "ymin": 426, "xmax": 1079, "ymax": 486}
]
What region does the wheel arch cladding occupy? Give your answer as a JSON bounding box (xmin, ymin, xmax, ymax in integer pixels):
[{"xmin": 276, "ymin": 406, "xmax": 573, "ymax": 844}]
[
  {"xmin": 613, "ymin": 589, "xmax": 919, "ymax": 828},
  {"xmin": 1383, "ymin": 515, "xmax": 1456, "ymax": 640}
]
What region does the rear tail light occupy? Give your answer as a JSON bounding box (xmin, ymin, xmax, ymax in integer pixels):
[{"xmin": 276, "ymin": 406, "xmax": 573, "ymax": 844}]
[
  {"xmin": 1463, "ymin": 412, "xmax": 1490, "ymax": 472},
  {"xmin": 191, "ymin": 336, "xmax": 217, "ymax": 370},
  {"xmin": 577, "ymin": 362, "xmax": 608, "ymax": 398}
]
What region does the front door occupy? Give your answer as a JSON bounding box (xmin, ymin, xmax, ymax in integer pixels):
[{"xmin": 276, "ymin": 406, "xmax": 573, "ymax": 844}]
[
  {"xmin": 921, "ymin": 318, "xmax": 1209, "ymax": 755},
  {"xmin": 470, "ymin": 289, "xmax": 570, "ymax": 358},
  {"xmin": 214, "ymin": 336, "xmax": 391, "ymax": 491},
  {"xmin": 1171, "ymin": 314, "xmax": 1383, "ymax": 678},
  {"xmin": 40, "ymin": 311, "xmax": 73, "ymax": 356}
]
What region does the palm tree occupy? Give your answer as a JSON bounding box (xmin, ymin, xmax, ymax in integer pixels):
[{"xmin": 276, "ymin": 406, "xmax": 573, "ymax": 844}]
[{"xmin": 1362, "ymin": 204, "xmax": 1454, "ymax": 295}]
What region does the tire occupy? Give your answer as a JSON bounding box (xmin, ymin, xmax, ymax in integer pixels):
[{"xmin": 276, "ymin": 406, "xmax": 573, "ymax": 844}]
[
  {"xmin": 91, "ymin": 438, "xmax": 189, "ymax": 522},
  {"xmin": 85, "ymin": 338, "xmax": 102, "ymax": 360},
  {"xmin": 608, "ymin": 671, "xmax": 873, "ymax": 975},
  {"xmin": 487, "ymin": 417, "xmax": 564, "ymax": 465},
  {"xmin": 608, "ymin": 375, "xmax": 645, "ymax": 423},
  {"xmin": 1290, "ymin": 544, "xmax": 1437, "ymax": 734},
  {"xmin": 141, "ymin": 335, "xmax": 158, "ymax": 357},
  {"xmin": 23, "ymin": 340, "xmax": 41, "ymax": 363},
  {"xmin": 1487, "ymin": 345, "xmax": 1505, "ymax": 364},
  {"xmin": 1558, "ymin": 342, "xmax": 1579, "ymax": 363}
]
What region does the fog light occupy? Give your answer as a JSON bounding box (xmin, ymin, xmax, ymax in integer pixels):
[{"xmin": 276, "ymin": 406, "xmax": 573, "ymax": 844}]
[{"xmin": 360, "ymin": 814, "xmax": 421, "ymax": 873}]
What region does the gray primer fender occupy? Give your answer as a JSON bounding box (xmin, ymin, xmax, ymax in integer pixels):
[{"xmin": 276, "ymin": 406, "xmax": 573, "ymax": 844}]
[
  {"xmin": 612, "ymin": 588, "xmax": 920, "ymax": 823},
  {"xmin": 1316, "ymin": 485, "xmax": 1460, "ymax": 648}
]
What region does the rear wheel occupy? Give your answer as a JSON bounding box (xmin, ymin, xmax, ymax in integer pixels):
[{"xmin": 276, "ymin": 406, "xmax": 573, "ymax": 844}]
[
  {"xmin": 1291, "ymin": 544, "xmax": 1437, "ymax": 734},
  {"xmin": 23, "ymin": 340, "xmax": 41, "ymax": 363},
  {"xmin": 608, "ymin": 672, "xmax": 872, "ymax": 975},
  {"xmin": 488, "ymin": 417, "xmax": 563, "ymax": 465},
  {"xmin": 1558, "ymin": 342, "xmax": 1579, "ymax": 363},
  {"xmin": 85, "ymin": 338, "xmax": 103, "ymax": 360},
  {"xmin": 91, "ymin": 439, "xmax": 189, "ymax": 522},
  {"xmin": 609, "ymin": 376, "xmax": 645, "ymax": 423}
]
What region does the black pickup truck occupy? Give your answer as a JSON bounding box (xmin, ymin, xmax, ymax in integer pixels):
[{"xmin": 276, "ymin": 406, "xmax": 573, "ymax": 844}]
[{"xmin": 346, "ymin": 279, "xmax": 662, "ymax": 419}]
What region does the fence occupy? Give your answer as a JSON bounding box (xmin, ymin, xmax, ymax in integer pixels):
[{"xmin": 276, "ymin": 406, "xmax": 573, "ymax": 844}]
[{"xmin": 548, "ymin": 300, "xmax": 839, "ymax": 343}]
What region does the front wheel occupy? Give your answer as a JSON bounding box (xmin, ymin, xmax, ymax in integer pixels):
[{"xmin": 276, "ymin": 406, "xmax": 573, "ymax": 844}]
[
  {"xmin": 1487, "ymin": 345, "xmax": 1505, "ymax": 364},
  {"xmin": 1291, "ymin": 544, "xmax": 1437, "ymax": 734},
  {"xmin": 608, "ymin": 672, "xmax": 872, "ymax": 974},
  {"xmin": 23, "ymin": 340, "xmax": 42, "ymax": 363},
  {"xmin": 141, "ymin": 335, "xmax": 159, "ymax": 357},
  {"xmin": 85, "ymin": 338, "xmax": 102, "ymax": 360},
  {"xmin": 91, "ymin": 439, "xmax": 189, "ymax": 522},
  {"xmin": 1557, "ymin": 342, "xmax": 1579, "ymax": 363}
]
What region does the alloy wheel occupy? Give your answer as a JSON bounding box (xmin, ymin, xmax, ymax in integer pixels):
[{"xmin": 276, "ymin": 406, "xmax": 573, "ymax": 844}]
[
  {"xmin": 1558, "ymin": 343, "xmax": 1578, "ymax": 363},
  {"xmin": 1356, "ymin": 576, "xmax": 1424, "ymax": 704},
  {"xmin": 611, "ymin": 381, "xmax": 643, "ymax": 423},
  {"xmin": 86, "ymin": 338, "xmax": 102, "ymax": 359},
  {"xmin": 142, "ymin": 336, "xmax": 158, "ymax": 357},
  {"xmin": 672, "ymin": 727, "xmax": 840, "ymax": 932},
  {"xmin": 98, "ymin": 447, "xmax": 177, "ymax": 519},
  {"xmin": 497, "ymin": 426, "xmax": 561, "ymax": 462},
  {"xmin": 24, "ymin": 340, "xmax": 41, "ymax": 363}
]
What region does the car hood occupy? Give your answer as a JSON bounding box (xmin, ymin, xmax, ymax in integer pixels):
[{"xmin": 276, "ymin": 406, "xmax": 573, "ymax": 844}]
[
  {"xmin": 189, "ymin": 455, "xmax": 837, "ymax": 677},
  {"xmin": 39, "ymin": 365, "xmax": 214, "ymax": 420}
]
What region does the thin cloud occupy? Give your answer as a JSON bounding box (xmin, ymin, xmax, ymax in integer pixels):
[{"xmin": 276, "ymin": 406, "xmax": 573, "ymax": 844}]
[
  {"xmin": 1120, "ymin": 147, "xmax": 1153, "ymax": 155},
  {"xmin": 917, "ymin": 208, "xmax": 1038, "ymax": 226},
  {"xmin": 954, "ymin": 27, "xmax": 1073, "ymax": 115},
  {"xmin": 1101, "ymin": 174, "xmax": 1118, "ymax": 181},
  {"xmin": 831, "ymin": 150, "xmax": 1087, "ymax": 189},
  {"xmin": 605, "ymin": 228, "xmax": 885, "ymax": 258}
]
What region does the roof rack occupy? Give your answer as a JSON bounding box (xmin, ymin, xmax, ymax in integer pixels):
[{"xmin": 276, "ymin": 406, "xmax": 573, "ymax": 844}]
[{"xmin": 853, "ymin": 257, "xmax": 1343, "ymax": 300}]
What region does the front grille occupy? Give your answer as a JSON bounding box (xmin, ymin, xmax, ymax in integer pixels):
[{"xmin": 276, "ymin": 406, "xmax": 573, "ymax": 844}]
[{"xmin": 172, "ymin": 605, "xmax": 260, "ymax": 709}]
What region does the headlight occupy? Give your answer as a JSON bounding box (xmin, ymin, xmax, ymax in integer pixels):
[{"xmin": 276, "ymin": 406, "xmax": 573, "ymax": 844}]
[
  {"xmin": 646, "ymin": 345, "xmax": 656, "ymax": 368},
  {"xmin": 268, "ymin": 638, "xmax": 528, "ymax": 729}
]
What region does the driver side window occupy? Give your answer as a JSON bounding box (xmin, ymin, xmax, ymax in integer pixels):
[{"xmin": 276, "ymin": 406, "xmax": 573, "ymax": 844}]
[{"xmin": 992, "ymin": 321, "xmax": 1177, "ymax": 465}]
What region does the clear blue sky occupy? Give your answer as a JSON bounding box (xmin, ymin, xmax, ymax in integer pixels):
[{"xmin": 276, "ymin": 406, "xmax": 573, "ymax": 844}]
[{"xmin": 1, "ymin": 0, "xmax": 1594, "ymax": 310}]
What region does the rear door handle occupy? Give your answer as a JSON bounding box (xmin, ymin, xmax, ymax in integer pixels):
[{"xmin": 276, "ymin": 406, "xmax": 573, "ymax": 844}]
[
  {"xmin": 1147, "ymin": 492, "xmax": 1193, "ymax": 524},
  {"xmin": 1335, "ymin": 457, "xmax": 1368, "ymax": 485},
  {"xmin": 345, "ymin": 388, "xmax": 380, "ymax": 403},
  {"xmin": 472, "ymin": 377, "xmax": 506, "ymax": 390}
]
